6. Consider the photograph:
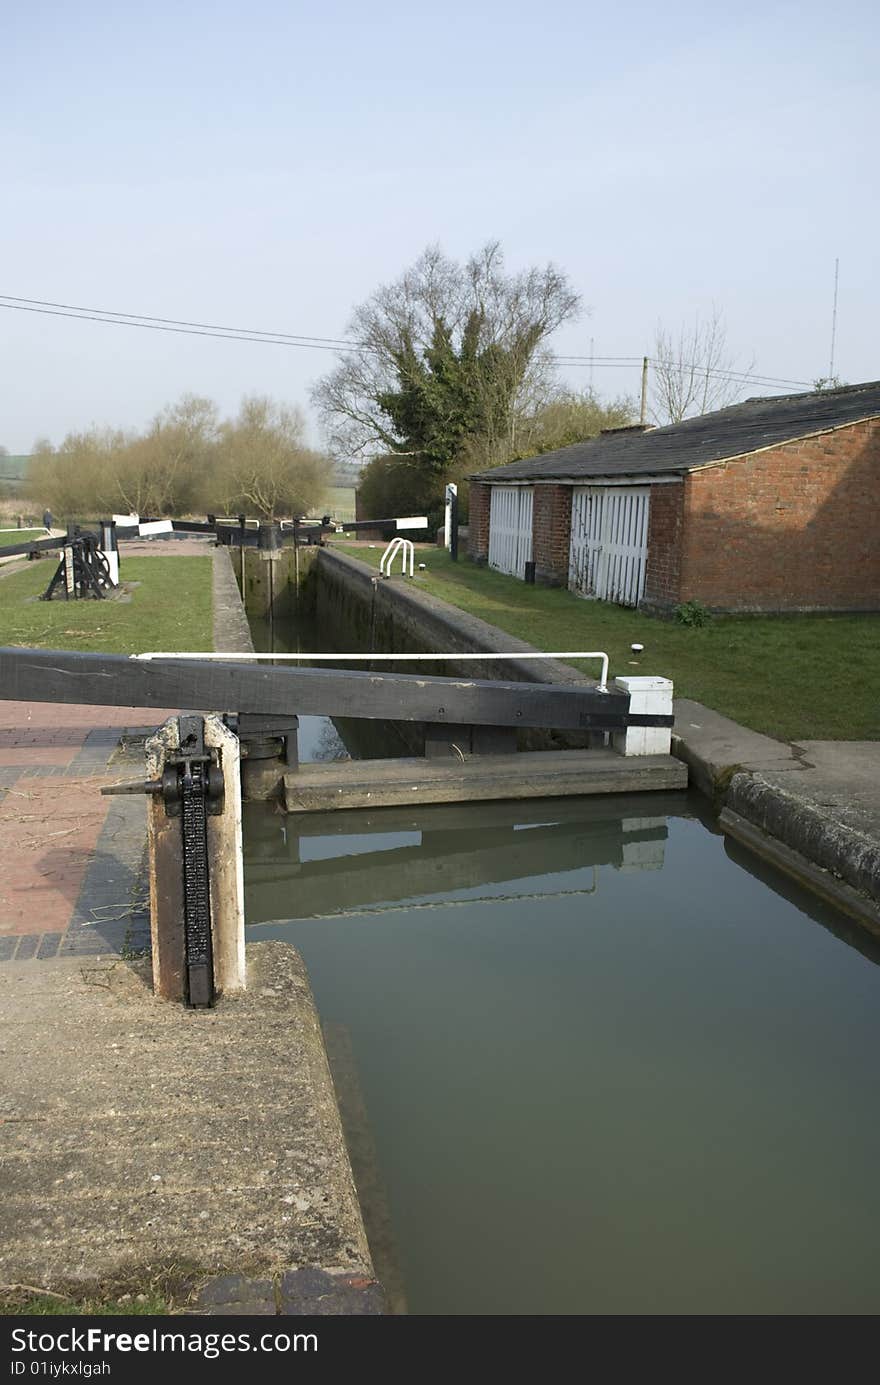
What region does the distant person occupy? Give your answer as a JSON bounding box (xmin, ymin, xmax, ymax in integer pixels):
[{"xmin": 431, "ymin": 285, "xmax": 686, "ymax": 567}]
[{"xmin": 42, "ymin": 509, "xmax": 52, "ymax": 532}]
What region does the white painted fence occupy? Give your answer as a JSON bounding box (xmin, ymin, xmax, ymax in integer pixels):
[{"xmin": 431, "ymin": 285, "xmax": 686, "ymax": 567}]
[
  {"xmin": 568, "ymin": 486, "xmax": 650, "ymax": 607},
  {"xmin": 488, "ymin": 486, "xmax": 533, "ymax": 578}
]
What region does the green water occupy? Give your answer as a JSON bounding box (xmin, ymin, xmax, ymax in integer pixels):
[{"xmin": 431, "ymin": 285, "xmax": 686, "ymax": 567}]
[{"xmin": 243, "ymin": 620, "xmax": 880, "ymax": 1314}]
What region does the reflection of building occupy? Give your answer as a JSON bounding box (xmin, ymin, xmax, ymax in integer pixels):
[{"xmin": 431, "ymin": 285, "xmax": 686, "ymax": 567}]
[{"xmin": 244, "ymin": 797, "xmax": 676, "ymax": 921}]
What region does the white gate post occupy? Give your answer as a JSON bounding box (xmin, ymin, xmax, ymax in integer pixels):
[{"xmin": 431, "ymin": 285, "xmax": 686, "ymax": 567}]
[
  {"xmin": 444, "ymin": 482, "xmax": 457, "ymax": 550},
  {"xmin": 611, "ymin": 676, "xmax": 673, "ymax": 757}
]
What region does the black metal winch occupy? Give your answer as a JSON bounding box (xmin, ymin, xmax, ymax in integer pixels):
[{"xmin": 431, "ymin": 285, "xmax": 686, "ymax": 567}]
[{"xmin": 102, "ymin": 715, "xmax": 224, "ymax": 1007}]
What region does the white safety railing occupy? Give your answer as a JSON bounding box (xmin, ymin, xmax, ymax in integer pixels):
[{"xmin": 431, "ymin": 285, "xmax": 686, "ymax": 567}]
[
  {"xmin": 379, "ymin": 536, "xmax": 414, "ymax": 577},
  {"xmin": 133, "ymin": 649, "xmax": 611, "ymax": 692}
]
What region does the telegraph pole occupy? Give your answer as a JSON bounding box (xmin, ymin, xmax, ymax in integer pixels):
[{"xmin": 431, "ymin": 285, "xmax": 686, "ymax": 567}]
[
  {"xmin": 829, "ymin": 257, "xmax": 840, "ymax": 383},
  {"xmin": 639, "ymin": 357, "xmax": 649, "ymax": 425}
]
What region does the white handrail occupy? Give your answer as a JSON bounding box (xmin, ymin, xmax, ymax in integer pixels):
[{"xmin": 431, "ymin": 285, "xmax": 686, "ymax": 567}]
[
  {"xmin": 379, "ymin": 536, "xmax": 402, "ymax": 575},
  {"xmin": 132, "ymin": 649, "xmax": 611, "ymax": 691},
  {"xmin": 379, "ymin": 535, "xmax": 414, "ymax": 577}
]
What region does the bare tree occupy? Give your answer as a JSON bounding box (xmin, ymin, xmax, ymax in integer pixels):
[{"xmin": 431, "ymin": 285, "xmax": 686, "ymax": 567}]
[
  {"xmin": 215, "ymin": 396, "xmax": 330, "ymax": 519},
  {"xmin": 28, "ymin": 429, "xmax": 127, "ymax": 514},
  {"xmin": 25, "ymin": 395, "xmax": 329, "ymax": 521},
  {"xmin": 650, "ymin": 307, "xmax": 754, "ymax": 424}
]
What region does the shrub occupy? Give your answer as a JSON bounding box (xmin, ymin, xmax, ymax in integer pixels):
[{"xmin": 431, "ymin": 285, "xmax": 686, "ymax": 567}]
[{"xmin": 674, "ymin": 599, "xmax": 712, "ymax": 627}]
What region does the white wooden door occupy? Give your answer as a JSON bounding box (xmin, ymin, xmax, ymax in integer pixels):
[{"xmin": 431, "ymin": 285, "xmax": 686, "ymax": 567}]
[
  {"xmin": 569, "ymin": 486, "xmax": 650, "ymax": 606},
  {"xmin": 488, "ymin": 486, "xmax": 534, "ymax": 578}
]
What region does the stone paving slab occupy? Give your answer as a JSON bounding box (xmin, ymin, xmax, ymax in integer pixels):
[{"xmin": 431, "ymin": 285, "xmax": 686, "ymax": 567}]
[{"xmin": 0, "ymin": 942, "xmax": 378, "ymax": 1308}]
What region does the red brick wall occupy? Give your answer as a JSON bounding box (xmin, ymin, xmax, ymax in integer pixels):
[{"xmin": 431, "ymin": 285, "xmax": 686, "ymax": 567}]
[
  {"xmin": 643, "ymin": 483, "xmax": 685, "ymax": 607},
  {"xmin": 532, "ymin": 484, "xmax": 573, "ymax": 585},
  {"xmin": 677, "ymin": 419, "xmax": 880, "ymax": 611},
  {"xmin": 467, "ymin": 482, "xmax": 491, "ymax": 563}
]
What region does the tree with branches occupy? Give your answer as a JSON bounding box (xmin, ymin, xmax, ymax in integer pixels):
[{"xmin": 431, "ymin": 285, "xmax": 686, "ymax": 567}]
[
  {"xmin": 313, "ymin": 242, "xmax": 581, "ymax": 490},
  {"xmin": 215, "ymin": 396, "xmax": 330, "ymax": 519},
  {"xmin": 650, "ymin": 307, "xmax": 754, "ymax": 424}
]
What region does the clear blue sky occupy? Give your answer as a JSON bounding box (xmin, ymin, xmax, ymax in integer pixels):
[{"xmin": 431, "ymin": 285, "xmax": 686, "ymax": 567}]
[{"xmin": 2, "ymin": 0, "xmax": 877, "ymax": 451}]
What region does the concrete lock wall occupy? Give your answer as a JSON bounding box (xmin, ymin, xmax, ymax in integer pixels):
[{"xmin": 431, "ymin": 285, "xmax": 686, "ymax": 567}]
[
  {"xmin": 230, "ymin": 542, "xmax": 319, "ymax": 623},
  {"xmin": 313, "ymin": 546, "xmax": 603, "ymax": 753}
]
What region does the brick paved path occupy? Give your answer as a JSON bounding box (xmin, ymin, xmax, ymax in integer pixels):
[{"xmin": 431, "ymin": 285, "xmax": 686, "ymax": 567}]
[
  {"xmin": 0, "ymin": 539, "xmax": 234, "ymax": 963},
  {"xmin": 0, "ymin": 700, "xmax": 173, "ymax": 961}
]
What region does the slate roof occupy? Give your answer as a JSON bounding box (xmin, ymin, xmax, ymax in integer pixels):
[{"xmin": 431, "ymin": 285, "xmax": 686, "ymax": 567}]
[{"xmin": 470, "ymin": 380, "xmax": 880, "ymax": 483}]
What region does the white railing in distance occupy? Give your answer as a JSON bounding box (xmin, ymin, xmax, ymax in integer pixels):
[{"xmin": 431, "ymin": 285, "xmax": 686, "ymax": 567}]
[{"xmin": 379, "ymin": 536, "xmax": 414, "ymax": 577}]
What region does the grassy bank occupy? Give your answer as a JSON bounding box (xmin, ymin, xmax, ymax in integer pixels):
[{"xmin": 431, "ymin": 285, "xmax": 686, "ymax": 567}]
[
  {"xmin": 0, "ymin": 528, "xmax": 43, "ymax": 548},
  {"xmin": 0, "ymin": 555, "xmax": 213, "ymax": 654},
  {"xmin": 331, "ymin": 543, "xmax": 880, "ymax": 742}
]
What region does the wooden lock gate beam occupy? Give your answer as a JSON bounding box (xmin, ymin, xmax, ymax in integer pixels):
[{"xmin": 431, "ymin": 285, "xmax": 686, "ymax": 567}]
[{"xmin": 0, "ymin": 646, "xmax": 674, "ymax": 732}]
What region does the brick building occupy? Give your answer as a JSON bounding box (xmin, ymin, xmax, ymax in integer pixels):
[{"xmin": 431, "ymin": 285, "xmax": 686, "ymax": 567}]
[{"xmin": 467, "ymin": 381, "xmax": 880, "ymax": 612}]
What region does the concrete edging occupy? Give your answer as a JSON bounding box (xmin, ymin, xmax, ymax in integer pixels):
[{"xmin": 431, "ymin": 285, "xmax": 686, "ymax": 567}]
[
  {"xmin": 719, "ymin": 806, "xmax": 880, "ymax": 936},
  {"xmin": 213, "ymin": 545, "xmax": 255, "ymax": 654},
  {"xmin": 724, "ymin": 772, "xmax": 880, "ymax": 909}
]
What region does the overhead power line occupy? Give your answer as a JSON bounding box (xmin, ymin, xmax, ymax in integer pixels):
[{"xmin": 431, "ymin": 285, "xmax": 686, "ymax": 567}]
[
  {"xmin": 0, "ymin": 292, "xmax": 357, "ymax": 349},
  {"xmin": 0, "ymin": 299, "xmax": 360, "ymax": 354},
  {"xmin": 556, "ymin": 352, "xmax": 812, "ymax": 389},
  {"xmin": 0, "ymin": 292, "xmax": 813, "ymax": 392}
]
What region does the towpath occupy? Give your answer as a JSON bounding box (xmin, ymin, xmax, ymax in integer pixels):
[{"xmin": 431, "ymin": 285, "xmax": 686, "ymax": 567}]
[
  {"xmin": 0, "ymin": 541, "xmax": 381, "ymax": 1313},
  {"xmin": 0, "ymin": 537, "xmax": 247, "ymax": 963}
]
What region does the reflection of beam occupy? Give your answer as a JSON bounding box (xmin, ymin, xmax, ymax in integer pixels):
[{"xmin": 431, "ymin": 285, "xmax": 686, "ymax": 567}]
[
  {"xmin": 245, "ymin": 791, "xmax": 691, "ymax": 841},
  {"xmin": 245, "ymin": 818, "xmax": 668, "ymax": 918}
]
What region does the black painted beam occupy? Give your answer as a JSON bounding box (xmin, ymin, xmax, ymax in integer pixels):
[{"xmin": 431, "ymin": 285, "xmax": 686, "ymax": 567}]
[
  {"xmin": 0, "ymin": 534, "xmax": 62, "ymax": 559},
  {"xmin": 0, "ymin": 646, "xmax": 673, "ymax": 730}
]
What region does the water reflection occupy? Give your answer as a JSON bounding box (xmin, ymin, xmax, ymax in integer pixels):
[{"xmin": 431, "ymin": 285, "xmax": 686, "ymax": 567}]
[
  {"xmin": 244, "ymin": 794, "xmax": 685, "ymax": 923},
  {"xmin": 244, "ymin": 614, "xmax": 880, "ymax": 1314}
]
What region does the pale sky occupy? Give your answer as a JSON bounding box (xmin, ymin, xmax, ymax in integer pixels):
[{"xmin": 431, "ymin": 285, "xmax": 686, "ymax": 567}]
[{"xmin": 2, "ymin": 0, "xmax": 878, "ymax": 453}]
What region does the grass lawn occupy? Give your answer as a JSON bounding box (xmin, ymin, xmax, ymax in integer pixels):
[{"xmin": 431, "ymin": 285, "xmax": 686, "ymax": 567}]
[
  {"xmin": 0, "ymin": 528, "xmax": 44, "ymax": 548},
  {"xmin": 331, "ymin": 542, "xmax": 880, "ymax": 742},
  {"xmin": 0, "ymin": 555, "xmax": 213, "ymax": 654}
]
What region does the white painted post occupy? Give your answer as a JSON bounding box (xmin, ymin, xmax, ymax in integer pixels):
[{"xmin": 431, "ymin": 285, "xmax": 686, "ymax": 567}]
[
  {"xmin": 204, "ymin": 714, "xmax": 246, "ymax": 994},
  {"xmin": 611, "ymin": 676, "xmax": 673, "ymax": 757},
  {"xmin": 444, "ymin": 483, "xmax": 457, "ymax": 550}
]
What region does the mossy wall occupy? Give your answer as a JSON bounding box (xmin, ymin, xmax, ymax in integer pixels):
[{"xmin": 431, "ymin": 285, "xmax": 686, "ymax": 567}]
[
  {"xmin": 233, "ymin": 545, "xmax": 318, "ymax": 624},
  {"xmin": 313, "ymin": 548, "xmax": 595, "ymax": 753}
]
